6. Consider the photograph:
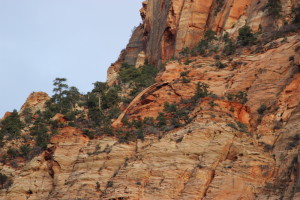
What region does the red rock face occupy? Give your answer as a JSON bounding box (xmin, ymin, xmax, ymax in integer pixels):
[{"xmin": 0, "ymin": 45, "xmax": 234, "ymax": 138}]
[
  {"xmin": 19, "ymin": 92, "xmax": 50, "ymax": 114},
  {"xmin": 1, "ymin": 112, "xmax": 12, "ymax": 121},
  {"xmin": 1, "ymin": 1, "xmax": 300, "ymax": 200},
  {"xmin": 2, "ymin": 35, "xmax": 300, "ymax": 200},
  {"xmin": 107, "ymin": 0, "xmax": 300, "ymax": 85}
]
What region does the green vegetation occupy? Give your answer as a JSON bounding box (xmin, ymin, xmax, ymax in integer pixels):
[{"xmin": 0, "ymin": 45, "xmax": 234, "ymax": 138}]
[
  {"xmin": 286, "ymin": 135, "xmax": 299, "ymax": 150},
  {"xmin": 204, "ymin": 29, "xmax": 218, "ymax": 42},
  {"xmin": 293, "ymin": 7, "xmax": 300, "ymax": 24},
  {"xmin": 192, "ymin": 82, "xmax": 209, "ymax": 103},
  {"xmin": 176, "ymin": 136, "xmax": 184, "ymax": 143},
  {"xmin": 118, "ymin": 63, "xmax": 159, "ymax": 89},
  {"xmin": 266, "ymin": 0, "xmax": 282, "ymax": 18},
  {"xmin": 227, "ymin": 123, "xmax": 238, "ymax": 130},
  {"xmin": 257, "ymin": 104, "xmax": 268, "ymax": 115},
  {"xmin": 226, "ymin": 91, "xmax": 248, "ymax": 104},
  {"xmin": 106, "ymin": 181, "xmax": 113, "ymax": 188},
  {"xmin": 7, "ymin": 148, "xmax": 19, "ymax": 159},
  {"xmin": 180, "ymin": 70, "xmax": 191, "ymax": 83},
  {"xmin": 0, "ymin": 110, "xmax": 23, "ymax": 140},
  {"xmin": 227, "ymin": 121, "xmax": 249, "ymax": 134},
  {"xmin": 237, "ymin": 121, "xmax": 248, "ymax": 133},
  {"xmin": 20, "ymin": 145, "xmax": 31, "ymax": 159},
  {"xmin": 118, "ymin": 62, "xmax": 160, "ymax": 100},
  {"xmin": 116, "ymin": 81, "xmax": 211, "ymax": 143},
  {"xmin": 223, "ymin": 33, "xmax": 236, "ymax": 56},
  {"xmin": 45, "ymin": 78, "xmax": 81, "ymax": 118},
  {"xmin": 156, "ymin": 112, "xmax": 167, "ymax": 127},
  {"xmin": 180, "ymin": 70, "xmax": 190, "ymax": 77},
  {"xmin": 182, "ymin": 77, "xmax": 191, "ymax": 83},
  {"xmin": 118, "ymin": 63, "xmax": 140, "ymax": 83},
  {"xmin": 22, "ymin": 108, "xmax": 33, "ymax": 124},
  {"xmin": 237, "ymin": 25, "xmax": 257, "ymax": 46},
  {"xmin": 179, "ymin": 47, "xmax": 191, "ymax": 57},
  {"xmin": 83, "ymin": 129, "xmax": 96, "ymax": 139},
  {"xmin": 164, "ymin": 102, "xmax": 177, "ymax": 113},
  {"xmin": 193, "ymin": 29, "xmax": 217, "ymax": 56},
  {"xmin": 28, "ymin": 114, "xmax": 51, "ymax": 152},
  {"xmin": 208, "ymin": 100, "xmax": 218, "ymax": 108},
  {"xmin": 214, "ymin": 0, "xmax": 225, "ymax": 15},
  {"xmin": 0, "ymin": 173, "xmax": 8, "ymax": 188},
  {"xmin": 96, "ymin": 181, "xmax": 101, "ymax": 191},
  {"xmin": 215, "ymin": 61, "xmax": 227, "ymax": 69}
]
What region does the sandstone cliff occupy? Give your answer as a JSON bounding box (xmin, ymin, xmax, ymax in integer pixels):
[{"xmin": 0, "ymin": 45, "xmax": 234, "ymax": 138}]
[
  {"xmin": 1, "ymin": 33, "xmax": 300, "ymax": 200},
  {"xmin": 107, "ymin": 0, "xmax": 299, "ymax": 85},
  {"xmin": 1, "ymin": 0, "xmax": 300, "ymax": 200},
  {"xmin": 19, "ymin": 92, "xmax": 50, "ymax": 115}
]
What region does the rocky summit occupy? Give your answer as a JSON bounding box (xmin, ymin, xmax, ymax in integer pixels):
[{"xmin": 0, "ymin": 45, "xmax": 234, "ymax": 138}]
[{"xmin": 1, "ymin": 0, "xmax": 300, "ymax": 200}]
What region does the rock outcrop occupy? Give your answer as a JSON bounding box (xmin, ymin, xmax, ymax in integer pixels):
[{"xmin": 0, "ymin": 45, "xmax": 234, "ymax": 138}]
[
  {"xmin": 1, "ymin": 112, "xmax": 12, "ymax": 121},
  {"xmin": 19, "ymin": 92, "xmax": 50, "ymax": 115}
]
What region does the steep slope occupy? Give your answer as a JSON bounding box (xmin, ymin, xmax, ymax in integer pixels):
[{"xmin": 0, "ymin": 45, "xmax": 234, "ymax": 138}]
[{"xmin": 107, "ymin": 0, "xmax": 300, "ymax": 85}]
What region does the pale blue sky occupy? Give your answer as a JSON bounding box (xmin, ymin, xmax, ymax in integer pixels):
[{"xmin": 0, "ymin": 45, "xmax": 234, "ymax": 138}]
[{"xmin": 0, "ymin": 0, "xmax": 143, "ymax": 116}]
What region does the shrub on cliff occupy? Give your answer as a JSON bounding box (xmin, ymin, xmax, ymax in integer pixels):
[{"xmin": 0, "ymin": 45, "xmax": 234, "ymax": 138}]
[
  {"xmin": 266, "ymin": 0, "xmax": 282, "ymax": 18},
  {"xmin": 215, "ymin": 61, "xmax": 227, "ymax": 69},
  {"xmin": 136, "ymin": 64, "xmax": 159, "ymax": 87},
  {"xmin": 83, "ymin": 129, "xmax": 95, "ymax": 139},
  {"xmin": 92, "ymin": 81, "xmax": 108, "ymax": 94},
  {"xmin": 164, "ymin": 102, "xmax": 177, "ymax": 113},
  {"xmin": 101, "ymin": 88, "xmax": 120, "ymax": 109},
  {"xmin": 0, "ymin": 173, "xmax": 8, "ymax": 189},
  {"xmin": 0, "ymin": 110, "xmax": 23, "ymax": 139},
  {"xmin": 118, "ymin": 63, "xmax": 159, "ymax": 98},
  {"xmin": 226, "ymin": 91, "xmax": 248, "ymax": 104},
  {"xmin": 214, "ymin": 0, "xmax": 225, "ymax": 15},
  {"xmin": 30, "ymin": 116, "xmax": 50, "ymax": 150},
  {"xmin": 238, "ymin": 25, "xmax": 256, "ymax": 46},
  {"xmin": 222, "ymin": 33, "xmax": 236, "ymax": 56},
  {"xmin": 204, "ymin": 29, "xmax": 217, "ymax": 42},
  {"xmin": 119, "ymin": 63, "xmax": 140, "ymax": 84},
  {"xmin": 192, "ymin": 82, "xmax": 209, "ymax": 103},
  {"xmin": 223, "ymin": 41, "xmax": 236, "ymax": 55},
  {"xmin": 156, "ymin": 112, "xmax": 167, "ymax": 127},
  {"xmin": 257, "ymin": 104, "xmax": 268, "ymax": 115},
  {"xmin": 195, "ymin": 39, "xmax": 209, "ymax": 55},
  {"xmin": 119, "ymin": 63, "xmax": 158, "ymax": 87},
  {"xmin": 20, "ymin": 144, "xmax": 31, "ymax": 159},
  {"xmin": 293, "ymin": 7, "xmax": 300, "ymax": 24},
  {"xmin": 7, "ymin": 148, "xmax": 19, "ymax": 159},
  {"xmin": 179, "ymin": 47, "xmax": 191, "ymax": 57},
  {"xmin": 46, "ymin": 78, "xmax": 83, "ymax": 117},
  {"xmin": 22, "ymin": 108, "xmax": 33, "ymax": 124},
  {"xmin": 194, "ymin": 29, "xmax": 217, "ymax": 55}
]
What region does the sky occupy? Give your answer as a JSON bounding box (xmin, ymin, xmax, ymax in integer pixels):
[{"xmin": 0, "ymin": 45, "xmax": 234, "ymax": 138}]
[{"xmin": 0, "ymin": 0, "xmax": 143, "ymax": 117}]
